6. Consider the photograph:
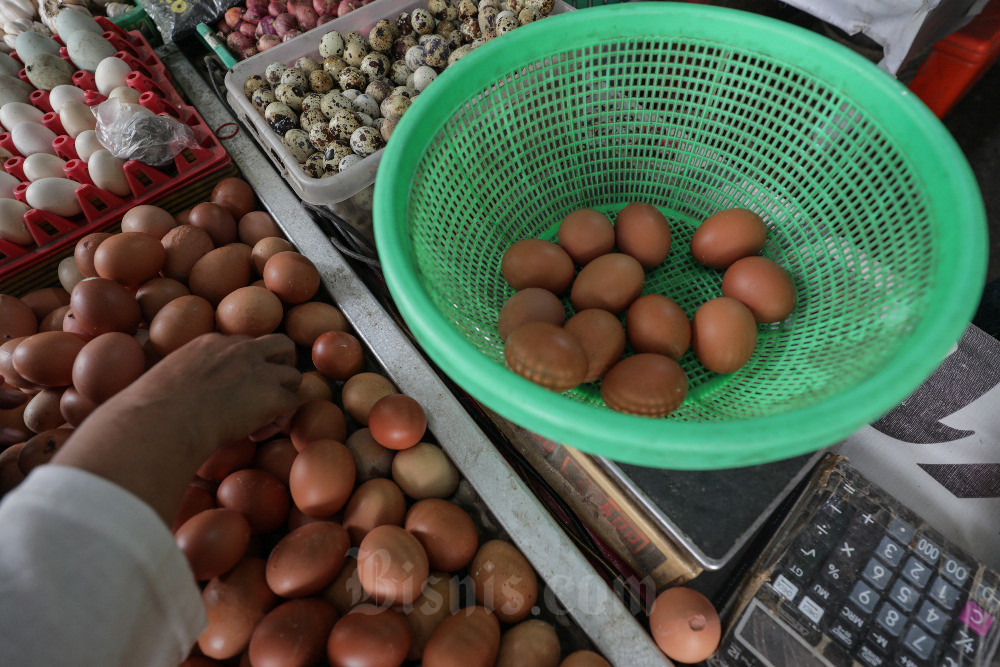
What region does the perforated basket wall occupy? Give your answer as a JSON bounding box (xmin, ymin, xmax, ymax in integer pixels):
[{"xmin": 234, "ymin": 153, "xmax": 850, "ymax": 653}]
[{"xmin": 374, "ymin": 4, "xmax": 987, "ymax": 469}]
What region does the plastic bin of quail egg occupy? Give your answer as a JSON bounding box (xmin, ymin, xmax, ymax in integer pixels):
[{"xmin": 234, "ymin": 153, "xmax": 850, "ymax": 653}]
[
  {"xmin": 0, "ymin": 19, "xmax": 231, "ymax": 268},
  {"xmin": 223, "ymin": 0, "xmax": 571, "ymax": 212}
]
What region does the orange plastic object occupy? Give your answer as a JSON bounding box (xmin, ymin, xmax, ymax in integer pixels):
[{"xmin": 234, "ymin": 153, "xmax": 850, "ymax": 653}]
[{"xmin": 909, "ymin": 0, "xmax": 1000, "ymax": 117}]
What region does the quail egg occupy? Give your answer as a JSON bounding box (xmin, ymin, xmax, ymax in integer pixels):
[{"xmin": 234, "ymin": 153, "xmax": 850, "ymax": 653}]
[
  {"xmin": 324, "ymin": 142, "xmax": 353, "ymax": 164},
  {"xmin": 275, "ymin": 83, "xmax": 307, "ymax": 111},
  {"xmin": 299, "ymin": 108, "xmax": 329, "ymax": 132},
  {"xmin": 339, "ymin": 153, "xmax": 363, "ymax": 172},
  {"xmin": 344, "ymin": 31, "xmax": 366, "ymax": 48},
  {"xmin": 480, "ymin": 0, "xmax": 501, "ymax": 10},
  {"xmin": 280, "ymin": 67, "xmax": 308, "ymax": 88},
  {"xmin": 458, "ymin": 0, "xmax": 478, "ymax": 21},
  {"xmin": 411, "ymin": 8, "xmax": 436, "ymax": 34},
  {"xmin": 308, "ymin": 124, "xmax": 338, "ymax": 151},
  {"xmin": 328, "ymin": 109, "xmax": 362, "ymax": 142},
  {"xmin": 341, "ymin": 88, "xmax": 361, "ymax": 101},
  {"xmin": 319, "ymin": 31, "xmax": 345, "ymax": 59},
  {"xmin": 244, "ymin": 75, "xmax": 268, "ymax": 98},
  {"xmin": 436, "ymin": 19, "xmax": 457, "ymax": 36},
  {"xmin": 350, "ymin": 126, "xmax": 384, "ymax": 157},
  {"xmin": 396, "ymin": 12, "xmax": 413, "ymax": 35},
  {"xmin": 344, "ymin": 40, "xmax": 369, "ymax": 68},
  {"xmin": 368, "ymin": 19, "xmax": 396, "ymax": 51},
  {"xmin": 380, "ymin": 116, "xmax": 397, "ymax": 142},
  {"xmin": 446, "ymin": 29, "xmax": 464, "ymax": 50},
  {"xmin": 428, "ymin": 0, "xmax": 449, "ymax": 20},
  {"xmin": 302, "ymin": 152, "xmax": 327, "ymax": 178},
  {"xmin": 320, "ymin": 91, "xmax": 354, "ymax": 119},
  {"xmin": 460, "ymin": 18, "xmax": 481, "ymax": 43},
  {"xmin": 525, "ymin": 0, "xmax": 554, "ymax": 14},
  {"xmin": 251, "ymin": 88, "xmax": 277, "ymax": 113},
  {"xmin": 301, "ymin": 92, "xmax": 324, "ymax": 113},
  {"xmin": 496, "ymin": 12, "xmax": 519, "ymax": 34},
  {"xmin": 518, "ymin": 7, "xmax": 541, "ymax": 23},
  {"xmin": 380, "ymin": 94, "xmax": 410, "ymax": 120},
  {"xmin": 413, "ymin": 65, "xmax": 437, "ymax": 92},
  {"xmin": 323, "ymin": 55, "xmax": 348, "ymax": 77},
  {"xmin": 264, "ymin": 62, "xmax": 289, "ymax": 85},
  {"xmin": 296, "ymin": 57, "xmax": 322, "ymax": 75},
  {"xmin": 351, "ymin": 93, "xmax": 380, "ymax": 118},
  {"xmin": 360, "ymin": 52, "xmax": 390, "ymax": 80},
  {"xmin": 448, "ymin": 44, "xmax": 474, "ymax": 65},
  {"xmin": 356, "ymin": 112, "xmax": 375, "ymax": 128},
  {"xmin": 265, "ymin": 102, "xmax": 298, "ymax": 135},
  {"xmin": 395, "ymin": 85, "xmax": 418, "ymax": 98},
  {"xmin": 308, "ymin": 70, "xmax": 335, "ymax": 94},
  {"xmin": 338, "ymin": 66, "xmax": 367, "ymax": 91},
  {"xmin": 282, "ymin": 128, "xmax": 316, "ymax": 163},
  {"xmin": 365, "ymin": 79, "xmax": 394, "ymax": 104},
  {"xmin": 351, "ymin": 184, "xmax": 374, "ymax": 211},
  {"xmin": 421, "ymin": 35, "xmax": 450, "ymax": 68},
  {"xmin": 508, "ymin": 0, "xmax": 525, "ymax": 11},
  {"xmin": 478, "ymin": 5, "xmax": 498, "ymax": 37},
  {"xmin": 392, "ymin": 34, "xmax": 418, "ymax": 59},
  {"xmin": 406, "ymin": 73, "xmax": 416, "ymax": 90},
  {"xmin": 389, "ymin": 60, "xmax": 411, "ymax": 85},
  {"xmin": 405, "ymin": 45, "xmax": 426, "ymax": 72}
]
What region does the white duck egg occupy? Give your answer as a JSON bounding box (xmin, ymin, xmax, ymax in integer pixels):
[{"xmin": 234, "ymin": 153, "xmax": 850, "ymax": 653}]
[
  {"xmin": 23, "ymin": 53, "xmax": 75, "ymax": 91},
  {"xmin": 59, "ymin": 101, "xmax": 96, "ymax": 138},
  {"xmin": 0, "ymin": 198, "xmax": 32, "ymax": 245},
  {"xmin": 0, "ymin": 54, "xmax": 20, "ymax": 79},
  {"xmin": 88, "ymin": 149, "xmax": 130, "ymax": 197},
  {"xmin": 14, "ymin": 32, "xmax": 62, "ymax": 61},
  {"xmin": 11, "ymin": 122, "xmax": 58, "ymax": 157},
  {"xmin": 26, "ymin": 177, "xmax": 82, "ymax": 218},
  {"xmin": 94, "ymin": 57, "xmax": 132, "ymax": 96},
  {"xmin": 74, "ymin": 130, "xmax": 104, "ymax": 163},
  {"xmin": 23, "ymin": 153, "xmax": 67, "ymax": 181},
  {"xmin": 48, "ymin": 84, "xmax": 88, "ymax": 114},
  {"xmin": 0, "ymin": 172, "xmax": 19, "ymax": 199},
  {"xmin": 53, "ymin": 9, "xmax": 105, "ymax": 39},
  {"xmin": 0, "ymin": 102, "xmax": 45, "ymax": 132},
  {"xmin": 0, "ymin": 74, "xmax": 33, "ymax": 107},
  {"xmin": 108, "ymin": 86, "xmax": 141, "ymax": 104},
  {"xmin": 65, "ymin": 32, "xmax": 117, "ymax": 73}
]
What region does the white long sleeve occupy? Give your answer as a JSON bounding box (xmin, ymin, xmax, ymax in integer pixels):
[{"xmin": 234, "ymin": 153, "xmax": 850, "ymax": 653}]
[{"xmin": 0, "ymin": 465, "xmax": 206, "ymax": 666}]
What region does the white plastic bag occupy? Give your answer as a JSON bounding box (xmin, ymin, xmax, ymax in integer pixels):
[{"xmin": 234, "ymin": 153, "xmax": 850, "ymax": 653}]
[{"xmin": 93, "ymin": 98, "xmax": 197, "ymax": 167}]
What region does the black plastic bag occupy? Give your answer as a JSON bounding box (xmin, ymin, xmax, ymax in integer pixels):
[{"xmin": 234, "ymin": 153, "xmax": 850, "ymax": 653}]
[{"xmin": 138, "ymin": 0, "xmax": 242, "ymax": 42}]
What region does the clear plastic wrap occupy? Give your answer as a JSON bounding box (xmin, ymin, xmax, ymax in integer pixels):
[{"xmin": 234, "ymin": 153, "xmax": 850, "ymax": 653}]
[{"xmin": 93, "ymin": 98, "xmax": 198, "ymax": 167}]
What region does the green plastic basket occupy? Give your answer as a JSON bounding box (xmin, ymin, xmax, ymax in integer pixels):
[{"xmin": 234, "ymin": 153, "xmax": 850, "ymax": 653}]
[{"xmin": 373, "ymin": 3, "xmax": 987, "ymax": 469}]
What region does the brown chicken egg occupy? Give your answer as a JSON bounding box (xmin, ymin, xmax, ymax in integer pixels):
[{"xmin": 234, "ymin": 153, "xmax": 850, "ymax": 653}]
[
  {"xmin": 172, "ymin": 484, "xmax": 217, "ymax": 533},
  {"xmin": 215, "ymin": 286, "xmax": 284, "ymax": 337},
  {"xmin": 691, "ymin": 297, "xmax": 757, "ymax": 374},
  {"xmin": 175, "ymin": 508, "xmax": 252, "ymax": 581},
  {"xmin": 188, "ymin": 202, "xmax": 238, "ymax": 247},
  {"xmin": 188, "ymin": 244, "xmax": 253, "ymax": 307},
  {"xmin": 625, "ymin": 294, "xmax": 691, "ymax": 360},
  {"xmin": 212, "ymin": 177, "xmax": 258, "ymax": 221},
  {"xmin": 251, "ymin": 437, "xmax": 297, "ymax": 486},
  {"xmin": 368, "ymin": 394, "xmax": 426, "ymax": 451},
  {"xmin": 70, "ymin": 277, "xmax": 141, "ymax": 336},
  {"xmin": 297, "ymin": 371, "xmax": 334, "ymax": 403},
  {"xmin": 470, "ymin": 540, "xmax": 538, "ymax": 624},
  {"xmin": 327, "ymin": 605, "xmax": 412, "ymax": 667},
  {"xmin": 601, "ymin": 353, "xmax": 688, "ymax": 417},
  {"xmin": 71, "ymin": 332, "xmax": 145, "ymax": 403},
  {"xmin": 197, "ymin": 438, "xmax": 256, "ymax": 482},
  {"xmin": 501, "ymin": 238, "xmax": 575, "ymax": 294},
  {"xmin": 12, "ymin": 331, "xmax": 86, "ymax": 387},
  {"xmin": 289, "ymin": 439, "xmax": 356, "ymax": 517},
  {"xmin": 404, "ymin": 498, "xmax": 478, "ymax": 572},
  {"xmin": 312, "ymin": 330, "xmax": 364, "ymax": 381},
  {"xmin": 504, "ymin": 321, "xmax": 587, "ymax": 392},
  {"xmin": 18, "ymin": 427, "xmax": 72, "ymax": 474},
  {"xmin": 249, "ymin": 599, "xmax": 339, "ymax": 667},
  {"xmin": 357, "ymin": 524, "xmax": 429, "ymax": 606},
  {"xmin": 283, "ymin": 302, "xmax": 350, "ymax": 347},
  {"xmin": 74, "ymin": 232, "xmax": 113, "ymax": 278},
  {"xmin": 263, "ymin": 251, "xmax": 321, "ymax": 304},
  {"xmin": 405, "ymin": 573, "xmax": 461, "ymax": 661},
  {"xmin": 23, "ymin": 387, "xmax": 65, "ymax": 434},
  {"xmin": 216, "ymin": 469, "xmax": 291, "ymax": 534},
  {"xmin": 563, "ymin": 308, "xmax": 626, "ymax": 383},
  {"xmin": 198, "ymin": 557, "xmax": 277, "ymax": 660},
  {"xmin": 721, "ymin": 255, "xmax": 796, "ymax": 323},
  {"xmin": 58, "ymin": 257, "xmax": 85, "ymax": 294},
  {"xmin": 570, "ymin": 253, "xmax": 645, "ymax": 314},
  {"xmin": 148, "ymin": 295, "xmax": 215, "ymax": 356},
  {"xmin": 251, "ymin": 237, "xmax": 296, "ymax": 275},
  {"xmin": 0, "ymin": 337, "xmax": 39, "ymax": 390},
  {"xmin": 560, "ymin": 650, "xmax": 612, "ymax": 667},
  {"xmin": 238, "ymin": 211, "xmax": 282, "ymax": 246},
  {"xmin": 391, "ymin": 442, "xmax": 459, "ymax": 500},
  {"xmin": 93, "ymin": 232, "xmax": 167, "ymax": 287},
  {"xmin": 59, "ymin": 385, "xmax": 98, "ymax": 427},
  {"xmin": 497, "ymin": 620, "xmax": 561, "ymax": 667},
  {"xmin": 648, "ymin": 586, "xmax": 721, "ymax": 663},
  {"xmin": 135, "ymin": 277, "xmax": 189, "ymax": 322},
  {"xmin": 423, "ymin": 606, "xmax": 501, "ymax": 667},
  {"xmin": 497, "ymin": 287, "xmax": 565, "ymax": 341},
  {"xmin": 289, "ymin": 399, "xmax": 347, "ymax": 451},
  {"xmin": 266, "ymin": 521, "xmax": 351, "ymax": 597},
  {"xmin": 343, "ymin": 477, "xmax": 407, "ymax": 545},
  {"xmin": 557, "ymin": 208, "xmax": 615, "ymax": 265},
  {"xmin": 345, "ymin": 428, "xmax": 395, "ymax": 483},
  {"xmin": 20, "ymin": 287, "xmax": 69, "ymax": 322},
  {"xmin": 690, "ymin": 208, "xmax": 767, "ymax": 269},
  {"xmin": 321, "ymin": 558, "xmax": 371, "ymax": 616},
  {"xmin": 121, "ymin": 205, "xmax": 177, "ymax": 240},
  {"xmin": 342, "ymin": 372, "xmax": 397, "ymax": 426},
  {"xmin": 614, "ymin": 202, "xmax": 672, "ymax": 269},
  {"xmin": 40, "ymin": 305, "xmax": 69, "ymax": 332},
  {"xmin": 0, "ymin": 295, "xmax": 37, "ymax": 343},
  {"xmin": 161, "ymin": 225, "xmax": 214, "ymax": 283}
]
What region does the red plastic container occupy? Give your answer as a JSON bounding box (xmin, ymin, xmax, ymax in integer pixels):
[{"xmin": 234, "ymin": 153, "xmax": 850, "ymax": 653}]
[{"xmin": 909, "ymin": 0, "xmax": 1000, "ymax": 117}]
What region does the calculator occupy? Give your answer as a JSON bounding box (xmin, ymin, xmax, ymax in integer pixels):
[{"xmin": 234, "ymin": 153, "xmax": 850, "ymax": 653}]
[{"xmin": 709, "ymin": 454, "xmax": 1000, "ymax": 667}]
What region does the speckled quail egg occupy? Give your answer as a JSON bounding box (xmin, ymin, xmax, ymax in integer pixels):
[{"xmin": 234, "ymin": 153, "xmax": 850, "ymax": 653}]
[
  {"xmin": 351, "ymin": 184, "xmax": 375, "ymax": 211},
  {"xmin": 445, "ymin": 5, "xmax": 459, "ymax": 21},
  {"xmin": 518, "ymin": 7, "xmax": 541, "ymax": 23},
  {"xmin": 308, "ymin": 124, "xmax": 338, "ymax": 151},
  {"xmin": 507, "ymin": 0, "xmax": 526, "ymax": 12},
  {"xmin": 244, "ymin": 75, "xmax": 268, "ymax": 98},
  {"xmin": 448, "ymin": 44, "xmax": 474, "ymax": 65},
  {"xmin": 380, "ymin": 93, "xmax": 412, "ymax": 120},
  {"xmin": 496, "ymin": 12, "xmax": 519, "ymax": 34},
  {"xmin": 380, "ymin": 116, "xmax": 397, "ymax": 142},
  {"xmin": 299, "ymin": 108, "xmax": 328, "ymax": 132},
  {"xmin": 365, "ymin": 79, "xmax": 394, "ymax": 104},
  {"xmin": 525, "ymin": 0, "xmax": 553, "ymax": 14},
  {"xmin": 360, "ymin": 52, "xmax": 390, "ymax": 80},
  {"xmin": 320, "ymin": 31, "xmax": 345, "ymax": 59},
  {"xmin": 406, "ymin": 73, "xmax": 416, "ymax": 89},
  {"xmin": 339, "ymin": 154, "xmax": 363, "ymax": 172},
  {"xmin": 329, "ymin": 109, "xmax": 362, "ymax": 142},
  {"xmin": 280, "ymin": 68, "xmax": 308, "ymax": 89},
  {"xmin": 480, "ymin": 0, "xmax": 501, "ymax": 10},
  {"xmin": 344, "ymin": 40, "xmax": 369, "ymax": 68},
  {"xmin": 265, "ymin": 62, "xmax": 289, "ymax": 85},
  {"xmin": 302, "ymin": 152, "xmax": 327, "ymax": 178},
  {"xmin": 368, "ymin": 19, "xmax": 396, "ymax": 51},
  {"xmin": 323, "ymin": 55, "xmax": 348, "ymax": 77},
  {"xmin": 393, "ymin": 34, "xmax": 418, "ymax": 59},
  {"xmin": 413, "ymin": 65, "xmax": 437, "ymax": 92},
  {"xmin": 396, "ymin": 12, "xmax": 414, "ymax": 35},
  {"xmin": 356, "ymin": 111, "xmax": 375, "ymax": 127},
  {"xmin": 341, "ymin": 88, "xmax": 361, "ymax": 101},
  {"xmin": 338, "ymin": 66, "xmax": 367, "ymax": 92},
  {"xmin": 389, "ymin": 60, "xmax": 411, "ymax": 85},
  {"xmin": 300, "ymin": 93, "xmax": 323, "ymax": 113},
  {"xmin": 458, "ymin": 0, "xmax": 478, "ymax": 21},
  {"xmin": 251, "ymin": 88, "xmax": 278, "ymax": 113},
  {"xmin": 446, "ymin": 30, "xmax": 464, "ymax": 50},
  {"xmin": 351, "ymin": 93, "xmax": 380, "ymax": 118},
  {"xmin": 472, "ymin": 37, "xmax": 488, "ymax": 49},
  {"xmin": 265, "ymin": 102, "xmax": 298, "ymax": 135},
  {"xmin": 275, "ymin": 83, "xmax": 307, "ymax": 111},
  {"xmin": 283, "ymin": 128, "xmax": 315, "ymax": 163},
  {"xmin": 460, "ymin": 18, "xmax": 481, "ymax": 43},
  {"xmin": 324, "ymin": 142, "xmax": 353, "ymax": 164},
  {"xmin": 308, "ymin": 70, "xmax": 335, "ymax": 94},
  {"xmin": 421, "ymin": 35, "xmax": 450, "ymax": 68},
  {"xmin": 320, "ymin": 91, "xmax": 353, "ymax": 118},
  {"xmin": 478, "ymin": 5, "xmax": 498, "ymax": 37},
  {"xmin": 405, "ymin": 45, "xmax": 426, "ymax": 71},
  {"xmin": 395, "ymin": 85, "xmax": 418, "ymax": 98},
  {"xmin": 296, "ymin": 57, "xmax": 322, "ymax": 75},
  {"xmin": 411, "ymin": 7, "xmax": 436, "ymax": 34},
  {"xmin": 436, "ymin": 19, "xmax": 457, "ymax": 36},
  {"xmin": 344, "ymin": 31, "xmax": 366, "ymax": 47},
  {"xmin": 428, "ymin": 0, "xmax": 449, "ymax": 20}
]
